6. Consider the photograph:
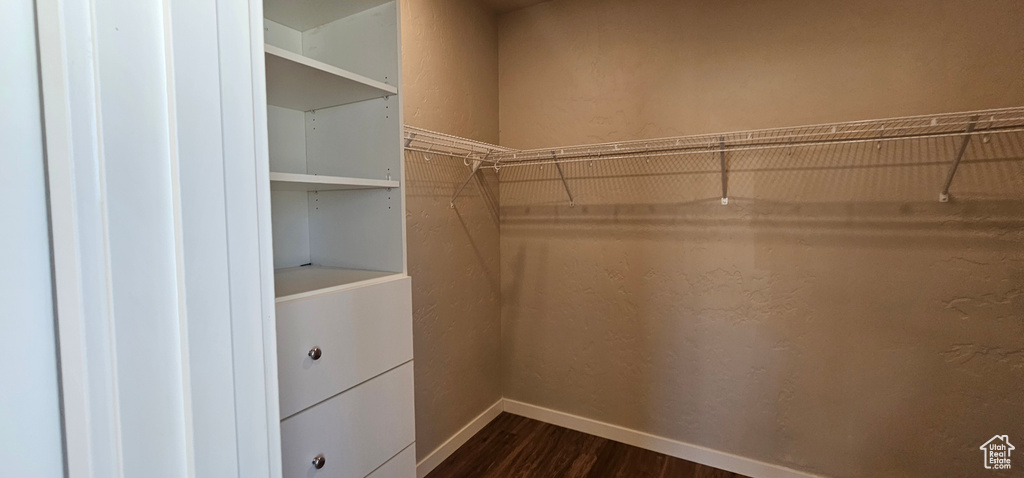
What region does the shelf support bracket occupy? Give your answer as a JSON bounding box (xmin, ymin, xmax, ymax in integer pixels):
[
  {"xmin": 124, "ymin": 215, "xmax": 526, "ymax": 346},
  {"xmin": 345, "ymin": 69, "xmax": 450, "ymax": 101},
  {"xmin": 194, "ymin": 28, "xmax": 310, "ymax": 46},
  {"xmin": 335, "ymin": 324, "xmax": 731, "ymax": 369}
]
[
  {"xmin": 552, "ymin": 152, "xmax": 575, "ymax": 207},
  {"xmin": 403, "ymin": 133, "xmax": 416, "ymax": 148},
  {"xmin": 450, "ymin": 159, "xmax": 483, "ymax": 209},
  {"xmin": 719, "ymin": 136, "xmax": 728, "ymax": 205},
  {"xmin": 939, "ymin": 115, "xmax": 979, "ymax": 202}
]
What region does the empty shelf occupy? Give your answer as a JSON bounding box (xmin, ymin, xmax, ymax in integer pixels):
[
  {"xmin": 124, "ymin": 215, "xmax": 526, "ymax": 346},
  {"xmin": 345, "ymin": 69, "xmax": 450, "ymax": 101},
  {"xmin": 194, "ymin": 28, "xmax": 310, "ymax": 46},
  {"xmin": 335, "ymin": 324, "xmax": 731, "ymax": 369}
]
[
  {"xmin": 264, "ymin": 0, "xmax": 390, "ymax": 31},
  {"xmin": 270, "ymin": 172, "xmax": 399, "ymax": 191},
  {"xmin": 275, "ymin": 265, "xmax": 403, "ymax": 301},
  {"xmin": 265, "ymin": 44, "xmax": 397, "ymax": 111}
]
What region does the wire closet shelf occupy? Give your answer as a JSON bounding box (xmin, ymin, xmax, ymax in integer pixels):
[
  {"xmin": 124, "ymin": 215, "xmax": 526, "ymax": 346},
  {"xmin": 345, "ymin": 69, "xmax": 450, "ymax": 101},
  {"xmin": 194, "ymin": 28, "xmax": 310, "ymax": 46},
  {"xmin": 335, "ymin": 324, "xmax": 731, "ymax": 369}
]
[
  {"xmin": 404, "ymin": 125, "xmax": 515, "ymax": 162},
  {"xmin": 403, "ymin": 106, "xmax": 1024, "ymax": 205}
]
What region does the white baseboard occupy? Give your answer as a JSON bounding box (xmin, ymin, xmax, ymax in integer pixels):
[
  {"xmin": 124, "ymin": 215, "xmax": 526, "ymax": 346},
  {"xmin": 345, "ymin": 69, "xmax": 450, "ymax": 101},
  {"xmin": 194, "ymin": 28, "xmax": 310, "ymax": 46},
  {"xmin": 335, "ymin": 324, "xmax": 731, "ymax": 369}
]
[
  {"xmin": 415, "ymin": 398, "xmax": 504, "ymax": 478},
  {"xmin": 503, "ymin": 399, "xmax": 820, "ymax": 478}
]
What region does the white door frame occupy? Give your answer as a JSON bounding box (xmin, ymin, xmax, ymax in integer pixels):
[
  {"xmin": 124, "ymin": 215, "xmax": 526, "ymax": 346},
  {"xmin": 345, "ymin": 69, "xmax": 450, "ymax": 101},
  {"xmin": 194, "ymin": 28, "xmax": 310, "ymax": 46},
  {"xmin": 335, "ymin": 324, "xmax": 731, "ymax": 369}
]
[{"xmin": 34, "ymin": 0, "xmax": 281, "ymax": 476}]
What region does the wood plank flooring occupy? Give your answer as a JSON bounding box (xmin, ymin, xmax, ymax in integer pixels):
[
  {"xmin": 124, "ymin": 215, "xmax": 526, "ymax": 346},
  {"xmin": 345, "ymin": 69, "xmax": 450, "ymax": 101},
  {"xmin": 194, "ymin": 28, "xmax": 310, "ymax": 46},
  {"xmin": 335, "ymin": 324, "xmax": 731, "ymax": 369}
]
[{"xmin": 426, "ymin": 413, "xmax": 750, "ymax": 478}]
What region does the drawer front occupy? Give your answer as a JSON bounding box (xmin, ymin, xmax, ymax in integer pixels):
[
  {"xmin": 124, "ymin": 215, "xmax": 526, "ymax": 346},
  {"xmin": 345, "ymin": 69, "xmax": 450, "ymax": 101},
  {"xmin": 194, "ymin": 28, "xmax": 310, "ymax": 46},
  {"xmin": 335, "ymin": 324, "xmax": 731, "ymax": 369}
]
[
  {"xmin": 281, "ymin": 362, "xmax": 415, "ymax": 478},
  {"xmin": 366, "ymin": 444, "xmax": 415, "ymax": 478},
  {"xmin": 276, "ymin": 277, "xmax": 412, "ymax": 417}
]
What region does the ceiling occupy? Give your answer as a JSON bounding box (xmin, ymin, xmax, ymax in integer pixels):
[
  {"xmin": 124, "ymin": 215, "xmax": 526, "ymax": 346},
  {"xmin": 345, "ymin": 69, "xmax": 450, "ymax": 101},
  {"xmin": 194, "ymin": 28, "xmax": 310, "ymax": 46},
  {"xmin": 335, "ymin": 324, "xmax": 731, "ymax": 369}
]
[{"xmin": 479, "ymin": 0, "xmax": 550, "ymax": 14}]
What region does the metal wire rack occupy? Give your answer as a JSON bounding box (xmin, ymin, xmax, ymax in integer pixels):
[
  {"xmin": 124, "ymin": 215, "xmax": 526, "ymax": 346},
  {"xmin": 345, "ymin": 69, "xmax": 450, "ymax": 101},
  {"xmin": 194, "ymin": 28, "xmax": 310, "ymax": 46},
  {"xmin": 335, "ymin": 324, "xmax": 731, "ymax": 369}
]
[
  {"xmin": 404, "ymin": 107, "xmax": 1024, "ymax": 206},
  {"xmin": 404, "ymin": 125, "xmax": 513, "ymax": 161}
]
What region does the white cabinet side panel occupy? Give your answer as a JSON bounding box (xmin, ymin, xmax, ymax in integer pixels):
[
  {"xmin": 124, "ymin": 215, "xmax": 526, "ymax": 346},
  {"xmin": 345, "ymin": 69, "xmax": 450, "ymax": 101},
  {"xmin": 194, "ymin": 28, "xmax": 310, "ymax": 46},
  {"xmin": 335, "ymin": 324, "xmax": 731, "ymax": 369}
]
[
  {"xmin": 301, "ymin": 1, "xmax": 398, "ymax": 84},
  {"xmin": 271, "ymin": 191, "xmax": 312, "ymax": 268},
  {"xmin": 268, "ymin": 105, "xmax": 307, "ymax": 174},
  {"xmin": 392, "ymin": 0, "xmax": 407, "ymax": 275}
]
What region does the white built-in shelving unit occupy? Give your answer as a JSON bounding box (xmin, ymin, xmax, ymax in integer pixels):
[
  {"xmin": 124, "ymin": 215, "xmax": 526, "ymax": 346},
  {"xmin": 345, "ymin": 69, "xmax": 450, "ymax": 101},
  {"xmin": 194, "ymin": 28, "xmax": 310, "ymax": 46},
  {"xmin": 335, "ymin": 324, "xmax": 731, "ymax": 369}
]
[
  {"xmin": 260, "ymin": 0, "xmax": 415, "ymax": 476},
  {"xmin": 264, "ymin": 0, "xmax": 406, "ymax": 298}
]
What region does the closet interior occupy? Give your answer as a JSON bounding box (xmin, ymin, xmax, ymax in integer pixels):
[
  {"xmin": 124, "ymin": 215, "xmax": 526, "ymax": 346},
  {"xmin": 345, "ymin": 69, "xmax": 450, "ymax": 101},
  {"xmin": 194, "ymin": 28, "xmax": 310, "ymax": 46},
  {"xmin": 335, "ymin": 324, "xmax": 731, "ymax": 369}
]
[
  {"xmin": 256, "ymin": 1, "xmax": 1023, "ymax": 478},
  {"xmin": 402, "ymin": 107, "xmax": 1024, "ymax": 478},
  {"xmin": 23, "ymin": 0, "xmax": 1022, "ymax": 477}
]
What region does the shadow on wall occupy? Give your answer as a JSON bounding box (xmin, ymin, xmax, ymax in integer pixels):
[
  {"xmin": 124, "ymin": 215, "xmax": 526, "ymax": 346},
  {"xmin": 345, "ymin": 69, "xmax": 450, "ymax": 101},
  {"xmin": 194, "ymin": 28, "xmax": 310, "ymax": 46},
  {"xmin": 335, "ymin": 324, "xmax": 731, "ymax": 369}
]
[
  {"xmin": 404, "ymin": 150, "xmax": 503, "ymax": 461},
  {"xmin": 406, "ymin": 150, "xmax": 500, "ymax": 228},
  {"xmin": 498, "ymin": 132, "xmax": 1024, "ymax": 250},
  {"xmin": 497, "ymin": 133, "xmax": 1024, "ymax": 477},
  {"xmin": 406, "ymin": 150, "xmax": 501, "ymax": 294}
]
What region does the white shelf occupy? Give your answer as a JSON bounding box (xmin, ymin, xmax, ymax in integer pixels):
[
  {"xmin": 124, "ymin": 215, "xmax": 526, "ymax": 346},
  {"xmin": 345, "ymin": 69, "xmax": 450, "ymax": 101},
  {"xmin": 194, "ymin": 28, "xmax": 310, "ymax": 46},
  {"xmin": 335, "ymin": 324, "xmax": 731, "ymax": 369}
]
[
  {"xmin": 264, "ymin": 44, "xmax": 397, "ymax": 111},
  {"xmin": 275, "ymin": 265, "xmax": 404, "ymax": 302},
  {"xmin": 270, "ymin": 172, "xmax": 399, "ymax": 191},
  {"xmin": 264, "ymin": 0, "xmax": 391, "ymax": 31}
]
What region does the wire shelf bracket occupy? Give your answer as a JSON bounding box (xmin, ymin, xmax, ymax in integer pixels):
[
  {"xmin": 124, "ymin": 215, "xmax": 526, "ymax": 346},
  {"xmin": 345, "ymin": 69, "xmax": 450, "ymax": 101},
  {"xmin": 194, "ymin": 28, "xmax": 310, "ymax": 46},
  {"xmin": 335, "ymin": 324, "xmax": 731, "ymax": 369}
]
[
  {"xmin": 552, "ymin": 151, "xmax": 575, "ymax": 207},
  {"xmin": 450, "ymin": 158, "xmax": 484, "ymax": 208},
  {"xmin": 938, "ymin": 115, "xmax": 979, "ymax": 203},
  {"xmin": 718, "ymin": 136, "xmax": 728, "ymax": 205}
]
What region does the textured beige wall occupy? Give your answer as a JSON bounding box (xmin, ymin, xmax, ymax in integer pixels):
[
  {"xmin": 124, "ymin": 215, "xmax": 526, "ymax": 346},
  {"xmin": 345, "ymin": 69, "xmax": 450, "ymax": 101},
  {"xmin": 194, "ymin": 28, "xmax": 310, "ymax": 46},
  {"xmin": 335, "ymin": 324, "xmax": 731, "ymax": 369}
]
[
  {"xmin": 400, "ymin": 0, "xmax": 501, "ymax": 462},
  {"xmin": 498, "ymin": 0, "xmax": 1024, "ymax": 149},
  {"xmin": 498, "ymin": 1, "xmax": 1024, "ymax": 476},
  {"xmin": 403, "ymin": 0, "xmax": 499, "ymax": 143}
]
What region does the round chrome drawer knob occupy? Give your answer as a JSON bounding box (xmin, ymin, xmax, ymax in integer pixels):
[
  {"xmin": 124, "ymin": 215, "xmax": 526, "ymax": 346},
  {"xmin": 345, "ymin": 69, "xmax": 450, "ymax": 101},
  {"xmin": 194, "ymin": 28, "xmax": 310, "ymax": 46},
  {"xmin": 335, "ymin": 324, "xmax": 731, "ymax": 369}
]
[
  {"xmin": 312, "ymin": 454, "xmax": 326, "ymax": 469},
  {"xmin": 308, "ymin": 346, "xmax": 322, "ymax": 360}
]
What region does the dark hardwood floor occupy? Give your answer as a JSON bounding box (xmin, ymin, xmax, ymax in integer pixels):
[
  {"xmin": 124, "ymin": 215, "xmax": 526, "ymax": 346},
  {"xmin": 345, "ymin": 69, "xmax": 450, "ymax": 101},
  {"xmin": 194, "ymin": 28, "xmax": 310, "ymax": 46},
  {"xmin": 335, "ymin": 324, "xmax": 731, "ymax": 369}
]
[{"xmin": 426, "ymin": 413, "xmax": 750, "ymax": 478}]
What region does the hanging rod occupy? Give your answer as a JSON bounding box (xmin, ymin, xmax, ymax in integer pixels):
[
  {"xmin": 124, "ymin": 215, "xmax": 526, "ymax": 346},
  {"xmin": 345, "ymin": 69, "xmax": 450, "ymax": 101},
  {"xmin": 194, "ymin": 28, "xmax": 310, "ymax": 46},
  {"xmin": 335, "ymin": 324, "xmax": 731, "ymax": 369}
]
[
  {"xmin": 487, "ymin": 107, "xmax": 1024, "ymax": 165},
  {"xmin": 404, "ymin": 107, "xmax": 1024, "ymax": 166},
  {"xmin": 482, "ymin": 126, "xmax": 1024, "ymax": 168},
  {"xmin": 403, "ymin": 106, "xmax": 1024, "ymax": 204}
]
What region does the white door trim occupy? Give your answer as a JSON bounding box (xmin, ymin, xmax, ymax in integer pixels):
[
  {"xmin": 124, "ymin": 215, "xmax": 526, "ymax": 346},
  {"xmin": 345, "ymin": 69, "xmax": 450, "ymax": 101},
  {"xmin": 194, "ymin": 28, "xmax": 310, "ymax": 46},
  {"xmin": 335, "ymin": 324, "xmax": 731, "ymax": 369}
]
[
  {"xmin": 35, "ymin": 0, "xmax": 282, "ymax": 476},
  {"xmin": 35, "ymin": 0, "xmax": 123, "ymax": 475}
]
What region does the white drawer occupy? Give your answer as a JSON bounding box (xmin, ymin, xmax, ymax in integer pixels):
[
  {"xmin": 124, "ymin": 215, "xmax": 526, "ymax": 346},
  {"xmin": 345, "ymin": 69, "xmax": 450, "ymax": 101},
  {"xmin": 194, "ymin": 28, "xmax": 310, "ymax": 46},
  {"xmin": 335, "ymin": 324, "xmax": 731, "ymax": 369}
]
[
  {"xmin": 276, "ymin": 277, "xmax": 413, "ymax": 417},
  {"xmin": 366, "ymin": 444, "xmax": 415, "ymax": 478},
  {"xmin": 280, "ymin": 362, "xmax": 415, "ymax": 478}
]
